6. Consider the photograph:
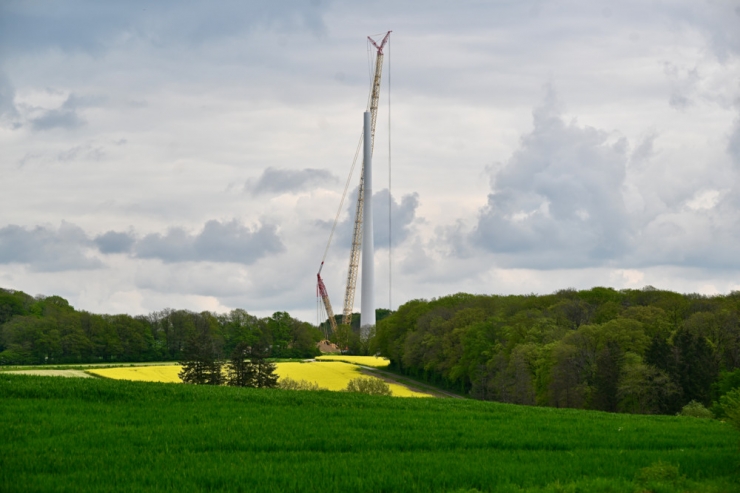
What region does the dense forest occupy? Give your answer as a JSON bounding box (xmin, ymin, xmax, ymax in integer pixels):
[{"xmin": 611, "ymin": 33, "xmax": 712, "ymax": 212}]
[
  {"xmin": 373, "ymin": 287, "xmax": 740, "ymax": 415},
  {"xmin": 4, "ymin": 285, "xmax": 740, "ymax": 416},
  {"xmin": 0, "ymin": 288, "xmax": 324, "ymax": 364}
]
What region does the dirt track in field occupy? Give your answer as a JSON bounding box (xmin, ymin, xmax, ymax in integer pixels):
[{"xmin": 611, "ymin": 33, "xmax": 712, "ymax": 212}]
[
  {"xmin": 5, "ymin": 369, "xmax": 94, "ymax": 378},
  {"xmin": 359, "ymin": 367, "xmax": 464, "ymax": 399}
]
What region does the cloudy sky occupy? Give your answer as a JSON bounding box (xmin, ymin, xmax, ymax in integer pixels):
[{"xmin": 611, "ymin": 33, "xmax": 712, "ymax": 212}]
[{"xmin": 1, "ymin": 1, "xmax": 740, "ymax": 321}]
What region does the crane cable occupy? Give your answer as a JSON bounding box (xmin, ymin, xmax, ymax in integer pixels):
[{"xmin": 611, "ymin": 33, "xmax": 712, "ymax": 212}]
[
  {"xmin": 388, "ymin": 36, "xmax": 392, "ymax": 311},
  {"xmin": 318, "ymin": 135, "xmax": 363, "ymax": 270},
  {"xmin": 316, "ymin": 42, "xmax": 373, "ymax": 337},
  {"xmin": 318, "ymin": 34, "xmax": 392, "ymax": 325},
  {"xmin": 318, "ymin": 39, "xmax": 380, "ymax": 271}
]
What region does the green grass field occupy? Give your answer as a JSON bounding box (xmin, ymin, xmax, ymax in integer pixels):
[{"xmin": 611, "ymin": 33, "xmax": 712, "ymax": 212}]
[{"xmin": 0, "ymin": 374, "xmax": 737, "ymax": 492}]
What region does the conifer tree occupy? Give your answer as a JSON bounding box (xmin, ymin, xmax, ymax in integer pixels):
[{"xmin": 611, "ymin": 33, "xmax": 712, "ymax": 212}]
[
  {"xmin": 254, "ymin": 355, "xmax": 279, "ymax": 388},
  {"xmin": 226, "ymin": 342, "xmax": 278, "ymax": 388},
  {"xmin": 226, "ymin": 342, "xmax": 257, "ymax": 387},
  {"xmin": 179, "ymin": 315, "xmax": 223, "ymax": 385},
  {"xmin": 675, "ymin": 328, "xmax": 717, "ymax": 406}
]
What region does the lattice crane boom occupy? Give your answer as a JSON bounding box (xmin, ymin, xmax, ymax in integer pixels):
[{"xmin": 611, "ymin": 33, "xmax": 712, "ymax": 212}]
[
  {"xmin": 342, "ymin": 31, "xmax": 390, "ymax": 326},
  {"xmin": 316, "ymin": 31, "xmax": 390, "ymax": 335}
]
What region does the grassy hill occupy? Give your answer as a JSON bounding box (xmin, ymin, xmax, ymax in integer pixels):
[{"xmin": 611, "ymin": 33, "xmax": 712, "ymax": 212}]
[{"xmin": 1, "ymin": 374, "xmax": 737, "ymax": 492}]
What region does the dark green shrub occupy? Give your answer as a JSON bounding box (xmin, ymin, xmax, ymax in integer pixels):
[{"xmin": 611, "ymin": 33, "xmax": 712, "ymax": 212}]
[
  {"xmin": 719, "ymin": 388, "xmax": 740, "ymax": 430},
  {"xmin": 679, "ymin": 400, "xmax": 713, "ymax": 419},
  {"xmin": 344, "ymin": 377, "xmax": 392, "ymax": 396}
]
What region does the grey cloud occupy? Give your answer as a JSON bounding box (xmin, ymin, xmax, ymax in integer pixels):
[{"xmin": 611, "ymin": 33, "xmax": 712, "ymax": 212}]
[
  {"xmin": 638, "ymin": 2, "xmax": 740, "ymax": 63},
  {"xmin": 663, "ymin": 64, "xmax": 699, "ymax": 110},
  {"xmin": 0, "ymin": 72, "xmax": 21, "ymax": 130},
  {"xmin": 0, "ymin": 222, "xmax": 102, "ymax": 272},
  {"xmin": 0, "ymin": 72, "xmax": 18, "ymax": 119},
  {"xmin": 373, "ymin": 190, "xmax": 419, "ymax": 249},
  {"xmin": 246, "ymin": 167, "xmax": 337, "ymax": 195},
  {"xmin": 729, "ymin": 115, "xmax": 740, "ymax": 166},
  {"xmin": 29, "ymin": 93, "xmax": 98, "ymax": 131},
  {"xmin": 0, "ymin": 2, "xmax": 134, "ymax": 55},
  {"xmin": 691, "ymin": 2, "xmax": 740, "ymax": 61},
  {"xmin": 325, "ymin": 188, "xmax": 420, "ymax": 251},
  {"xmin": 30, "ymin": 108, "xmax": 82, "ymax": 131},
  {"xmin": 668, "ymin": 93, "xmax": 690, "ymax": 110},
  {"xmin": 94, "ymin": 231, "xmax": 135, "ymax": 254},
  {"xmin": 470, "ymin": 87, "xmax": 630, "ymax": 268},
  {"xmin": 628, "ymin": 200, "xmax": 740, "ymax": 270},
  {"xmin": 135, "ymin": 219, "xmax": 284, "ymax": 264},
  {"xmin": 0, "ymin": 1, "xmax": 327, "ymax": 57},
  {"xmin": 58, "ymin": 144, "xmax": 105, "ymax": 162},
  {"xmin": 630, "ymin": 133, "xmax": 657, "ymax": 166}
]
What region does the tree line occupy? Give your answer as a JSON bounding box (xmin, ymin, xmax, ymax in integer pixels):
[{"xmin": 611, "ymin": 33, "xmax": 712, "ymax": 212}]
[
  {"xmin": 0, "ymin": 288, "xmax": 322, "ymax": 365},
  {"xmin": 372, "ymin": 287, "xmax": 740, "ymax": 415},
  {"xmin": 4, "ymin": 284, "xmax": 740, "ymax": 416}
]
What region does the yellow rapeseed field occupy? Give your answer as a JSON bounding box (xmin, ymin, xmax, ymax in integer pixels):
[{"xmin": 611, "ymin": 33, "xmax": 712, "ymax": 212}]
[
  {"xmin": 276, "ymin": 361, "xmax": 428, "ymax": 397},
  {"xmin": 88, "ymin": 361, "xmax": 429, "ymax": 397},
  {"xmin": 315, "ymin": 355, "xmax": 391, "ymax": 368},
  {"xmin": 88, "ymin": 365, "xmax": 181, "ymax": 383},
  {"xmin": 276, "ymin": 361, "xmax": 357, "ymax": 390}
]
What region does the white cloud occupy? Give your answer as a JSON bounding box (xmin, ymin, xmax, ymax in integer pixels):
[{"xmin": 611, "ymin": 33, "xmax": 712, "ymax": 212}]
[
  {"xmin": 609, "ymin": 269, "xmax": 644, "ymax": 287},
  {"xmin": 1, "ymin": 0, "xmax": 740, "ymax": 319},
  {"xmin": 685, "ymin": 189, "xmax": 721, "ymax": 211},
  {"xmin": 470, "ymin": 87, "xmax": 631, "ymax": 268}
]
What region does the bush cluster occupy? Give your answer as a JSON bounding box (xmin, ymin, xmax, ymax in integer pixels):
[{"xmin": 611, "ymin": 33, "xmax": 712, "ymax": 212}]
[
  {"xmin": 344, "ymin": 377, "xmax": 392, "ymax": 396},
  {"xmin": 278, "ymin": 378, "xmax": 327, "ymax": 391},
  {"xmin": 679, "ymin": 401, "xmax": 713, "ymax": 419}
]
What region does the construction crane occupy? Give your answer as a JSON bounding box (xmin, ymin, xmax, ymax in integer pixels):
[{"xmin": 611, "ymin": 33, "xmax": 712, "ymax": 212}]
[
  {"xmin": 342, "ymin": 31, "xmax": 390, "ymax": 326},
  {"xmin": 316, "ymin": 261, "xmax": 337, "ymax": 334},
  {"xmin": 316, "ymin": 31, "xmax": 391, "ymax": 336}
]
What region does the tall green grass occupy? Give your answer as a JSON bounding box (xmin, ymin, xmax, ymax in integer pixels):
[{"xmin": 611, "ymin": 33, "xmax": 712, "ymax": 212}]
[{"xmin": 0, "ymin": 374, "xmax": 737, "ymax": 492}]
